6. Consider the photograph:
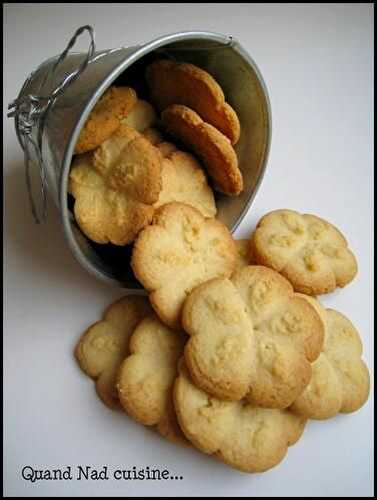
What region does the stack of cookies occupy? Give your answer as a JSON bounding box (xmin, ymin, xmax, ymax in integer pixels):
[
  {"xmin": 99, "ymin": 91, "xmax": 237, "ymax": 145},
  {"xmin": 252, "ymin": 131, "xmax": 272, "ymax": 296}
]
[
  {"xmin": 68, "ymin": 59, "xmax": 242, "ymax": 248},
  {"xmin": 71, "ymin": 60, "xmax": 370, "ymax": 474}
]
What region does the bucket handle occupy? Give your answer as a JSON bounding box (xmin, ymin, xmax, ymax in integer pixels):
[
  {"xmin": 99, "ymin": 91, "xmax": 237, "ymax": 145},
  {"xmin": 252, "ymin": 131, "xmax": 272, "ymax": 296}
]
[{"xmin": 7, "ymin": 25, "xmax": 96, "ymax": 224}]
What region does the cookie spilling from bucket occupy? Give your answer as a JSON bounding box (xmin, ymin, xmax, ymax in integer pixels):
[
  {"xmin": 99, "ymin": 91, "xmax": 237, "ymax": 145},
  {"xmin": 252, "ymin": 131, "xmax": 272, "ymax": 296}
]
[
  {"xmin": 74, "ymin": 228, "xmax": 369, "ymax": 472},
  {"xmin": 68, "ymin": 60, "xmax": 243, "ymax": 247}
]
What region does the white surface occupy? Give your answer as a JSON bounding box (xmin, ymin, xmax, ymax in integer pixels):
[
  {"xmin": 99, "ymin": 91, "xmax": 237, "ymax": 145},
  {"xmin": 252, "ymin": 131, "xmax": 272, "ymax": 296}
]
[{"xmin": 3, "ymin": 3, "xmax": 374, "ymax": 497}]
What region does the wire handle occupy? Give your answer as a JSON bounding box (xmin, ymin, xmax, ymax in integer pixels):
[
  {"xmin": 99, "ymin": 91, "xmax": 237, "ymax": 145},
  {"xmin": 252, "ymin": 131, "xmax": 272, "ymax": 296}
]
[{"xmin": 7, "ymin": 25, "xmax": 96, "ymax": 224}]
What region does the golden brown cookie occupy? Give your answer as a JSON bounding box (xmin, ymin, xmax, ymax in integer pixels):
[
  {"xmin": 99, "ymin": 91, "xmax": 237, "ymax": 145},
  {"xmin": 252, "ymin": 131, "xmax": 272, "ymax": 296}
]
[
  {"xmin": 174, "ymin": 360, "xmax": 307, "ymax": 473},
  {"xmin": 131, "ymin": 202, "xmax": 237, "ymax": 330},
  {"xmin": 74, "ymin": 86, "xmax": 137, "ymax": 154},
  {"xmin": 182, "ymin": 265, "xmax": 324, "ymax": 408},
  {"xmin": 69, "ymin": 124, "xmax": 162, "ymax": 245},
  {"xmin": 251, "ymin": 209, "xmax": 358, "ymax": 295},
  {"xmin": 290, "ymin": 295, "xmax": 370, "ymax": 419},
  {"xmin": 75, "ymin": 296, "xmax": 152, "ymax": 409},
  {"xmin": 93, "ymin": 123, "xmax": 162, "ymax": 204},
  {"xmin": 161, "ymin": 105, "xmax": 243, "ymax": 195},
  {"xmin": 122, "ymin": 99, "xmax": 157, "ymax": 132},
  {"xmin": 146, "ymin": 59, "xmax": 240, "ymax": 144},
  {"xmin": 155, "ymin": 151, "xmax": 217, "ymax": 218},
  {"xmin": 117, "ymin": 314, "xmax": 188, "ymax": 445}
]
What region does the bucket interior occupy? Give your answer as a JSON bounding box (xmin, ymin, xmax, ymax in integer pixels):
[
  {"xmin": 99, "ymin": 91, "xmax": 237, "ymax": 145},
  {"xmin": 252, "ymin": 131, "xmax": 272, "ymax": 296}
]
[{"xmin": 66, "ymin": 36, "xmax": 271, "ymax": 287}]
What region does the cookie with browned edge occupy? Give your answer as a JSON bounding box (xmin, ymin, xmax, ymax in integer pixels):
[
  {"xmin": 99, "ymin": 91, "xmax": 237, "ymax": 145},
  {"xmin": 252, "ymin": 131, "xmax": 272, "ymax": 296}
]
[
  {"xmin": 146, "ymin": 59, "xmax": 240, "ymax": 144},
  {"xmin": 174, "ymin": 360, "xmax": 306, "ymax": 473},
  {"xmin": 75, "ymin": 296, "xmax": 152, "ymax": 409},
  {"xmin": 251, "ymin": 209, "xmax": 358, "ymax": 295},
  {"xmin": 182, "ymin": 265, "xmax": 324, "ymax": 408},
  {"xmin": 117, "ymin": 314, "xmax": 188, "ymax": 445},
  {"xmin": 161, "ymin": 105, "xmax": 243, "ymax": 195},
  {"xmin": 74, "ymin": 86, "xmax": 137, "ymax": 154},
  {"xmin": 131, "ymin": 202, "xmax": 237, "ymax": 330}
]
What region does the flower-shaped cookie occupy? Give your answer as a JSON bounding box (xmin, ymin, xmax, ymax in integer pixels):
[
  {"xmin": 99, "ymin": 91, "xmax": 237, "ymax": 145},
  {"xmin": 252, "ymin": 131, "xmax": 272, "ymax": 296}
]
[
  {"xmin": 131, "ymin": 202, "xmax": 237, "ymax": 330},
  {"xmin": 182, "ymin": 265, "xmax": 324, "ymax": 408},
  {"xmin": 290, "ymin": 295, "xmax": 370, "ymax": 419},
  {"xmin": 69, "ymin": 124, "xmax": 162, "ymax": 245},
  {"xmin": 75, "ymin": 296, "xmax": 152, "ymax": 409},
  {"xmin": 174, "ymin": 361, "xmax": 306, "ymax": 473},
  {"xmin": 251, "ymin": 209, "xmax": 358, "ymax": 295},
  {"xmin": 117, "ymin": 314, "xmax": 188, "ymax": 445}
]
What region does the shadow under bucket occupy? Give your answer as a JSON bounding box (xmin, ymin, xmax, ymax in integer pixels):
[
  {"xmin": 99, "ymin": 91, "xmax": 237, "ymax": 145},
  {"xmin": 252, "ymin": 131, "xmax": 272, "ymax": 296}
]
[{"xmin": 11, "ymin": 27, "xmax": 271, "ymax": 289}]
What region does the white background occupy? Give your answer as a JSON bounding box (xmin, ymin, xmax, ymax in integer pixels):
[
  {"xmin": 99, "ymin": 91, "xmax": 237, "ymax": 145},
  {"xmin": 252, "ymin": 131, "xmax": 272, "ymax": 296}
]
[{"xmin": 3, "ymin": 3, "xmax": 374, "ymax": 497}]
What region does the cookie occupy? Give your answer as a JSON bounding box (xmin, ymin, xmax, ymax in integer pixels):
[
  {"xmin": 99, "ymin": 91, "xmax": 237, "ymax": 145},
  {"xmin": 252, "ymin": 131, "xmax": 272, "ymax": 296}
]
[
  {"xmin": 117, "ymin": 314, "xmax": 188, "ymax": 444},
  {"xmin": 290, "ymin": 295, "xmax": 370, "ymax": 419},
  {"xmin": 161, "ymin": 105, "xmax": 243, "ymax": 195},
  {"xmin": 146, "ymin": 59, "xmax": 240, "ymax": 144},
  {"xmin": 74, "ymin": 86, "xmax": 137, "ymax": 154},
  {"xmin": 250, "ymin": 209, "xmax": 358, "ymax": 295},
  {"xmin": 69, "ymin": 155, "xmax": 154, "ymax": 246},
  {"xmin": 93, "ymin": 123, "xmax": 162, "ymax": 204},
  {"xmin": 122, "ymin": 99, "xmax": 157, "ymax": 132},
  {"xmin": 174, "ymin": 360, "xmax": 306, "ymax": 473},
  {"xmin": 155, "ymin": 151, "xmax": 217, "ymax": 218},
  {"xmin": 131, "ymin": 202, "xmax": 237, "ymax": 330},
  {"xmin": 75, "ymin": 296, "xmax": 152, "ymax": 409},
  {"xmin": 182, "ymin": 265, "xmax": 324, "ymax": 408}
]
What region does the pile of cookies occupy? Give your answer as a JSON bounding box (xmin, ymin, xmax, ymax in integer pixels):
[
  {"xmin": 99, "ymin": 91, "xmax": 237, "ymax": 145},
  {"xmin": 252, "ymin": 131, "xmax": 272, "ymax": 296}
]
[
  {"xmin": 71, "ymin": 60, "xmax": 370, "ymax": 474},
  {"xmin": 75, "ymin": 208, "xmax": 369, "ymax": 473},
  {"xmin": 69, "ymin": 59, "xmax": 243, "ymax": 247}
]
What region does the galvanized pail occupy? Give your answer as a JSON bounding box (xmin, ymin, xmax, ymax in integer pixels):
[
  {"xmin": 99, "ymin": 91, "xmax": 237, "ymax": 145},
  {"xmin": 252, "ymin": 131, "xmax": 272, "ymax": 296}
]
[{"xmin": 9, "ymin": 25, "xmax": 271, "ymax": 288}]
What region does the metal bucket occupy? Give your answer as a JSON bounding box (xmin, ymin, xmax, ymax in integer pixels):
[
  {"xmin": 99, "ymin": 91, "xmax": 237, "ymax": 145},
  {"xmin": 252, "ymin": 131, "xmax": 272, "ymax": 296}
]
[{"xmin": 9, "ymin": 26, "xmax": 271, "ymax": 289}]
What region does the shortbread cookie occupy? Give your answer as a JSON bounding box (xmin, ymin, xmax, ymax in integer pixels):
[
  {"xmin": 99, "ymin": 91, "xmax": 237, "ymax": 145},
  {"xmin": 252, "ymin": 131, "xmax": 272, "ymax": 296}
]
[
  {"xmin": 117, "ymin": 314, "xmax": 188, "ymax": 444},
  {"xmin": 161, "ymin": 105, "xmax": 243, "ymax": 195},
  {"xmin": 93, "ymin": 123, "xmax": 162, "ymax": 204},
  {"xmin": 69, "ymin": 155, "xmax": 154, "ymax": 245},
  {"xmin": 155, "ymin": 151, "xmax": 217, "ymax": 218},
  {"xmin": 290, "ymin": 295, "xmax": 370, "ymax": 419},
  {"xmin": 74, "ymin": 86, "xmax": 137, "ymax": 154},
  {"xmin": 75, "ymin": 296, "xmax": 152, "ymax": 409},
  {"xmin": 122, "ymin": 99, "xmax": 157, "ymax": 132},
  {"xmin": 131, "ymin": 202, "xmax": 237, "ymax": 330},
  {"xmin": 174, "ymin": 360, "xmax": 306, "ymax": 473},
  {"xmin": 146, "ymin": 60, "xmax": 240, "ymax": 144},
  {"xmin": 182, "ymin": 265, "xmax": 324, "ymax": 408},
  {"xmin": 69, "ymin": 125, "xmax": 162, "ymax": 245},
  {"xmin": 251, "ymin": 209, "xmax": 358, "ymax": 295}
]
